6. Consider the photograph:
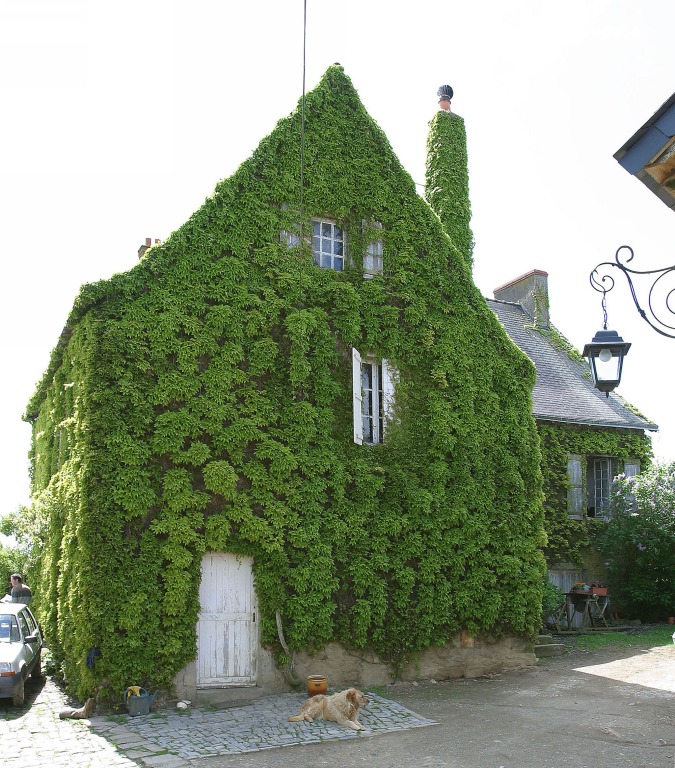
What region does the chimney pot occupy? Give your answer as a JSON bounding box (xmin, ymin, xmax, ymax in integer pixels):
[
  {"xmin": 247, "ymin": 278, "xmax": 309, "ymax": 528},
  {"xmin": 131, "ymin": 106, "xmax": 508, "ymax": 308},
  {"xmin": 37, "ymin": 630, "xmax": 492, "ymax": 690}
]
[{"xmin": 437, "ymin": 84, "xmax": 453, "ymax": 112}]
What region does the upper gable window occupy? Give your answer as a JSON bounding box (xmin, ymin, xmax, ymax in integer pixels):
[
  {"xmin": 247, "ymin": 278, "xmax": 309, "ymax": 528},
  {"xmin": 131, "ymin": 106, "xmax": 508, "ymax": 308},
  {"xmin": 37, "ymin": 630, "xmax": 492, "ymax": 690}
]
[
  {"xmin": 283, "ymin": 229, "xmax": 301, "ymax": 248},
  {"xmin": 363, "ymin": 221, "xmax": 383, "ymax": 278},
  {"xmin": 313, "ymin": 220, "xmax": 344, "ymax": 271}
]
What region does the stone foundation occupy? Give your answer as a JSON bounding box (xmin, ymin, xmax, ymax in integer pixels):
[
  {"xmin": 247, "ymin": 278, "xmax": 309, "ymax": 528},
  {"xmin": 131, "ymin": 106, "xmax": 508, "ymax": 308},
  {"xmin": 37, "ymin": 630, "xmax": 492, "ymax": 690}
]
[
  {"xmin": 293, "ymin": 634, "xmax": 535, "ymax": 687},
  {"xmin": 173, "ymin": 633, "xmax": 535, "ymax": 703}
]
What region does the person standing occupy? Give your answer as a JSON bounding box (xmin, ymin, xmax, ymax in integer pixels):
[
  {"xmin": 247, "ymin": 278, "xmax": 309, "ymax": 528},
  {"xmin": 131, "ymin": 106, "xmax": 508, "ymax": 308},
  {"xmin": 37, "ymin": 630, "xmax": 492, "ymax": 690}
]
[{"xmin": 10, "ymin": 574, "xmax": 32, "ymax": 605}]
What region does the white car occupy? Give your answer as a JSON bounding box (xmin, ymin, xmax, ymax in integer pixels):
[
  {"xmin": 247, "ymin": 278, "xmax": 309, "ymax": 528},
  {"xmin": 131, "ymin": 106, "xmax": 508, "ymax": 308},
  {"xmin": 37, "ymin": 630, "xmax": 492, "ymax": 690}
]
[{"xmin": 0, "ymin": 603, "xmax": 43, "ymax": 706}]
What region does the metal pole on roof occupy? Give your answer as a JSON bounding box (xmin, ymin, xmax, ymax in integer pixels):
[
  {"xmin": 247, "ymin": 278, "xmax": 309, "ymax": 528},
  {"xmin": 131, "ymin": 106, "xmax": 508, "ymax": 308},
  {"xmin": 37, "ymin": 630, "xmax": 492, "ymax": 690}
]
[{"xmin": 300, "ymin": 0, "xmax": 307, "ymax": 226}]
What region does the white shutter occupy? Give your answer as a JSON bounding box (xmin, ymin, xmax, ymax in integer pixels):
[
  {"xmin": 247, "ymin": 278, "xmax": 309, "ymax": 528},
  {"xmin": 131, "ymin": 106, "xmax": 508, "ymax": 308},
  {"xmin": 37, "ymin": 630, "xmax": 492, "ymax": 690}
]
[
  {"xmin": 352, "ymin": 348, "xmax": 363, "ymax": 445},
  {"xmin": 567, "ymin": 454, "xmax": 584, "ymax": 517},
  {"xmin": 381, "ymin": 360, "xmax": 396, "ymax": 426},
  {"xmin": 623, "ymin": 461, "xmax": 640, "ymax": 477}
]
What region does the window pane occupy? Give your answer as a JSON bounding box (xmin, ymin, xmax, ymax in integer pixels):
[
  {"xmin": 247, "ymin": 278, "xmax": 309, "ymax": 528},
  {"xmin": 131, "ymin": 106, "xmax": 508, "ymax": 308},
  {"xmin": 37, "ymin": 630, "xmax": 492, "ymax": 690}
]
[
  {"xmin": 334, "ymin": 257, "xmax": 343, "ymax": 271},
  {"xmin": 334, "ymin": 226, "xmax": 343, "ymax": 239},
  {"xmin": 321, "ymin": 253, "xmax": 332, "ymax": 269},
  {"xmin": 313, "ymin": 221, "xmax": 320, "ymax": 236},
  {"xmin": 333, "ymin": 240, "xmax": 343, "ymax": 255},
  {"xmin": 322, "ymin": 222, "xmax": 332, "ymax": 238}
]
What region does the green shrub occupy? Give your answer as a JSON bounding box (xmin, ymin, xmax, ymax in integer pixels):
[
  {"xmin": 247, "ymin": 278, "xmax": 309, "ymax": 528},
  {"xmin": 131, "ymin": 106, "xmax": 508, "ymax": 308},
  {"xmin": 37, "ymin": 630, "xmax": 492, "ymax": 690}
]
[
  {"xmin": 541, "ymin": 577, "xmax": 564, "ymax": 628},
  {"xmin": 595, "ymin": 462, "xmax": 675, "ymax": 621}
]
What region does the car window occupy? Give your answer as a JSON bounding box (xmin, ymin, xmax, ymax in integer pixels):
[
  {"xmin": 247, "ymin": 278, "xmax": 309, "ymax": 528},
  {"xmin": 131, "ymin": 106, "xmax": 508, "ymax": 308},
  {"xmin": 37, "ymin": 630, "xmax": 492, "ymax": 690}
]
[
  {"xmin": 18, "ymin": 612, "xmax": 29, "ymax": 640},
  {"xmin": 0, "ymin": 615, "xmax": 21, "ymax": 642},
  {"xmin": 22, "ymin": 609, "xmax": 37, "ymax": 635}
]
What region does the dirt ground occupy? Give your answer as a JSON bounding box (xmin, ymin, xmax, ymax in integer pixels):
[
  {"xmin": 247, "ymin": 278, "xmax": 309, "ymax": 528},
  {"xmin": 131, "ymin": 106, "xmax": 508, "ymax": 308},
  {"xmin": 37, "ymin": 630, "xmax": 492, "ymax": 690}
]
[{"xmin": 198, "ymin": 631, "xmax": 675, "ymax": 768}]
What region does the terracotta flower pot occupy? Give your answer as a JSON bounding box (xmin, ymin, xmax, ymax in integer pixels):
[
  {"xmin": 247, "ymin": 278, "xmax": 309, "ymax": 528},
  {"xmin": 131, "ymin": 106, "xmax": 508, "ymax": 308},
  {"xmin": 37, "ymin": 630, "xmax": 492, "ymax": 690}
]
[{"xmin": 307, "ymin": 674, "xmax": 327, "ymax": 697}]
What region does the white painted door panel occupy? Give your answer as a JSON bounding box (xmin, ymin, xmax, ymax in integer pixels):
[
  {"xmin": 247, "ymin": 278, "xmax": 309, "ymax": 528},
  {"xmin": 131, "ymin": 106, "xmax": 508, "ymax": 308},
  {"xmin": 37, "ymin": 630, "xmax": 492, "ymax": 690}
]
[{"xmin": 197, "ymin": 553, "xmax": 257, "ymax": 687}]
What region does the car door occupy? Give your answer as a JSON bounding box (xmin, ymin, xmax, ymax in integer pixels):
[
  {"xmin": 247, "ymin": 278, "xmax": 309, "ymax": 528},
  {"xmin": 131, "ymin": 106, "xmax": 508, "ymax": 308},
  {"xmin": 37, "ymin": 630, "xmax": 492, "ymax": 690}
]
[{"xmin": 17, "ymin": 610, "xmax": 37, "ymax": 671}]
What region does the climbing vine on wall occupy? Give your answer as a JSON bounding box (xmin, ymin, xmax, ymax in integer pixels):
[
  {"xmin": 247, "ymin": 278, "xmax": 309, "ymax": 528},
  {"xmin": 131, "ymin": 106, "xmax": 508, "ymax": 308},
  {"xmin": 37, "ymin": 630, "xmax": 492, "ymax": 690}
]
[
  {"xmin": 25, "ymin": 65, "xmax": 546, "ymax": 699},
  {"xmin": 425, "ymin": 110, "xmax": 474, "ymax": 267},
  {"xmin": 537, "ymin": 423, "xmax": 652, "ymax": 565}
]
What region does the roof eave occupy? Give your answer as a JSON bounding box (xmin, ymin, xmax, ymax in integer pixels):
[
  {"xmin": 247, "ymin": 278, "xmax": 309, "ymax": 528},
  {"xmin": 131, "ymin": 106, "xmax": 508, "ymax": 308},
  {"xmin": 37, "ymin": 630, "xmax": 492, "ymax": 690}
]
[{"xmin": 534, "ymin": 415, "xmax": 658, "ymax": 433}]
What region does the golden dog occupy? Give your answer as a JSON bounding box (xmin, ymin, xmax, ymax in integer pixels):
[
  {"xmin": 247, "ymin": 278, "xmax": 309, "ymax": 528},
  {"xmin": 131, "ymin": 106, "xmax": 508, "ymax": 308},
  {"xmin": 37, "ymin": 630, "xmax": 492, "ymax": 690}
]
[{"xmin": 288, "ymin": 688, "xmax": 369, "ymax": 731}]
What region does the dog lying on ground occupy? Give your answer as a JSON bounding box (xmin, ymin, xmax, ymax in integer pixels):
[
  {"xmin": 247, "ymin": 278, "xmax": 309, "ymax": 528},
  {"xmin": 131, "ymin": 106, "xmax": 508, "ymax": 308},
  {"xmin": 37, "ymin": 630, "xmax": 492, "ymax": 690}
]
[{"xmin": 288, "ymin": 688, "xmax": 369, "ymax": 731}]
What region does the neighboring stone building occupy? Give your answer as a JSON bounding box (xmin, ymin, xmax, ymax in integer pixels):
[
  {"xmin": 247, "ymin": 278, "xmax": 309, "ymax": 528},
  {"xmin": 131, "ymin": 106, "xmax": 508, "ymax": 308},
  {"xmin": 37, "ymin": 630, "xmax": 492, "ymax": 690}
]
[{"xmin": 488, "ymin": 269, "xmax": 657, "ymax": 600}]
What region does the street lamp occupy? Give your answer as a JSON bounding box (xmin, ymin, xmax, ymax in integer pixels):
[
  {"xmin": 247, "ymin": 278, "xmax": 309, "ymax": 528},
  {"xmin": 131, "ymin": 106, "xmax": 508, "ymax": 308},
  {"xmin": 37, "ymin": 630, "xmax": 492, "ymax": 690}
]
[
  {"xmin": 586, "ymin": 245, "xmax": 675, "ymax": 396},
  {"xmin": 582, "ymin": 328, "xmax": 631, "ymax": 397}
]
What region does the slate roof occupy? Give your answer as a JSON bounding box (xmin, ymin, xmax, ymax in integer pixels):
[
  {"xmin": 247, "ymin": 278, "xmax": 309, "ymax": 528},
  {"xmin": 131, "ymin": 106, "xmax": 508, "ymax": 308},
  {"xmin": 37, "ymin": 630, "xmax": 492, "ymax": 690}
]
[{"xmin": 487, "ymin": 299, "xmax": 658, "ymax": 432}]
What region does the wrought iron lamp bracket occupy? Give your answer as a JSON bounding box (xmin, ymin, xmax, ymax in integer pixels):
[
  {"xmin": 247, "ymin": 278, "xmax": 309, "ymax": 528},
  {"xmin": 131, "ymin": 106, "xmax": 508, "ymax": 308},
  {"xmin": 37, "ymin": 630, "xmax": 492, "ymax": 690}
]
[{"xmin": 590, "ymin": 245, "xmax": 675, "ymax": 339}]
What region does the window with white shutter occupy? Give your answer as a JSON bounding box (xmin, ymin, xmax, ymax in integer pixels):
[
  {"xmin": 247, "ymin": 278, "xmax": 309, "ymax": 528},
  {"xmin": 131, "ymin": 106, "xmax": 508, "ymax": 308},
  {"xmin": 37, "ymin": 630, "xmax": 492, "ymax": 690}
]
[{"xmin": 352, "ymin": 350, "xmax": 396, "ymax": 445}]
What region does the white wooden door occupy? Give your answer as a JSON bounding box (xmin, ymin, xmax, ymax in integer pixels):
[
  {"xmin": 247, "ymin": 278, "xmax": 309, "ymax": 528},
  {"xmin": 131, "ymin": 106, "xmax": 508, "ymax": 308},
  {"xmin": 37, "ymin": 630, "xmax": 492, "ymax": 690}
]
[{"xmin": 197, "ymin": 553, "xmax": 257, "ymax": 687}]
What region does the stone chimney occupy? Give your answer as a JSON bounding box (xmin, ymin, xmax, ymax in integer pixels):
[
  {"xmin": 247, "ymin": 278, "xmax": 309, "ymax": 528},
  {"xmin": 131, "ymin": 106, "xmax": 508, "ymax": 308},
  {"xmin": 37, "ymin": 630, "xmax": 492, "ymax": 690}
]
[
  {"xmin": 493, "ymin": 269, "xmax": 550, "ymax": 329},
  {"xmin": 138, "ymin": 237, "xmax": 162, "ymax": 260},
  {"xmin": 425, "ymin": 84, "xmax": 474, "ymax": 268}
]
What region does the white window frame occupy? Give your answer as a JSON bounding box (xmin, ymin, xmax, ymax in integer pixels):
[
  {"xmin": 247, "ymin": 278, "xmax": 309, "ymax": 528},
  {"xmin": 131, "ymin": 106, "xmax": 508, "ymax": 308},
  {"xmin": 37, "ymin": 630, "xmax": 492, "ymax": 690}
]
[
  {"xmin": 352, "ymin": 349, "xmax": 395, "ymax": 445},
  {"xmin": 312, "ymin": 219, "xmax": 345, "ymax": 271}
]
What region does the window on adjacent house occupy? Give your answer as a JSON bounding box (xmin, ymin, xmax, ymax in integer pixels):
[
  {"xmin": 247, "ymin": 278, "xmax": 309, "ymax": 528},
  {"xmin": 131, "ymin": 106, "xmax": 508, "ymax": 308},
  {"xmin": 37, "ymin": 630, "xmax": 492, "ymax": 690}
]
[
  {"xmin": 587, "ymin": 456, "xmax": 615, "ymax": 518},
  {"xmin": 352, "ymin": 349, "xmax": 395, "ymax": 445}
]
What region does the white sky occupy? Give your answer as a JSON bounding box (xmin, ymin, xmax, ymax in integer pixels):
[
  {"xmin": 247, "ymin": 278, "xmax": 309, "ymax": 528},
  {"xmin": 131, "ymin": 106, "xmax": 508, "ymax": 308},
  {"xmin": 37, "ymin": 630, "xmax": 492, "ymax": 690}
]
[{"xmin": 1, "ymin": 0, "xmax": 674, "ymax": 517}]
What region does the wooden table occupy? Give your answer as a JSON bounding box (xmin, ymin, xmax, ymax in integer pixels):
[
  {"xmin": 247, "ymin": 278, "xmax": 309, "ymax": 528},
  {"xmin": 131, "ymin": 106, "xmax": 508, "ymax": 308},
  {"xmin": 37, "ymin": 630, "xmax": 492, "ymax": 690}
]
[{"xmin": 554, "ymin": 591, "xmax": 610, "ymax": 631}]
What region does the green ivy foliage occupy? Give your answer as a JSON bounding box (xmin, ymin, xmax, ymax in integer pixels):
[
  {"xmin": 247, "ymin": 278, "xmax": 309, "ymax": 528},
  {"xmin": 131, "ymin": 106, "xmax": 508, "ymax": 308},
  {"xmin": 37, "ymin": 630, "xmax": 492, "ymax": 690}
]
[
  {"xmin": 425, "ymin": 111, "xmax": 474, "ymax": 267},
  {"xmin": 25, "ymin": 65, "xmax": 546, "ymax": 698},
  {"xmin": 537, "ymin": 423, "xmax": 652, "ymax": 565},
  {"xmin": 594, "ymin": 462, "xmax": 675, "ymax": 621}
]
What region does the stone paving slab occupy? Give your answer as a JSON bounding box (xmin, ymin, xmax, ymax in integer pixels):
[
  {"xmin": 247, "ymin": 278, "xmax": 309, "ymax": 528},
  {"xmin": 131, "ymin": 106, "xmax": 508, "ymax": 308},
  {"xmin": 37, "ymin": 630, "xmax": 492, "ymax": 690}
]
[
  {"xmin": 1, "ymin": 677, "xmax": 436, "ymax": 767},
  {"xmin": 88, "ymin": 691, "xmax": 438, "ymax": 762}
]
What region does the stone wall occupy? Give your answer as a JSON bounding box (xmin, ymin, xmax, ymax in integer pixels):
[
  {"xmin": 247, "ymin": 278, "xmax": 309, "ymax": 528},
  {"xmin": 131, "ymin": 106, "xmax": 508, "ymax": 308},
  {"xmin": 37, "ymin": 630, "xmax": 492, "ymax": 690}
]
[
  {"xmin": 293, "ymin": 634, "xmax": 535, "ymax": 687},
  {"xmin": 173, "ymin": 633, "xmax": 536, "ymax": 703}
]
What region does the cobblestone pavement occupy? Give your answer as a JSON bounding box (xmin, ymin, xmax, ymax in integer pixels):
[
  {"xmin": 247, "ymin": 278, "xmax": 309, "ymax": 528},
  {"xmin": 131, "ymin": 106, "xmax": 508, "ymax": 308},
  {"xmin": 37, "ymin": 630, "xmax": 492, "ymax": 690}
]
[
  {"xmin": 0, "ymin": 676, "xmax": 138, "ymax": 768},
  {"xmin": 1, "ymin": 676, "xmax": 436, "ymax": 768}
]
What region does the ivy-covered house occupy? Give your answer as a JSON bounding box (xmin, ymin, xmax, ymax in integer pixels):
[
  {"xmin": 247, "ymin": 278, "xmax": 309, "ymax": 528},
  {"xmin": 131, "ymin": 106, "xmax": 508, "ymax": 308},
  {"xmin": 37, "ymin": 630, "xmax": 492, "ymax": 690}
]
[
  {"xmin": 488, "ymin": 269, "xmax": 657, "ymax": 595},
  {"xmin": 25, "ymin": 66, "xmax": 547, "ymax": 702}
]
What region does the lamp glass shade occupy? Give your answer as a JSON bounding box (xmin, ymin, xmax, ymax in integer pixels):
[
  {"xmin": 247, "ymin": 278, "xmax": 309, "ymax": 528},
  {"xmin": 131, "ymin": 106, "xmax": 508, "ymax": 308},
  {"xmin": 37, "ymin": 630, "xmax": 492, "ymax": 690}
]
[{"xmin": 582, "ymin": 329, "xmax": 631, "ymax": 395}]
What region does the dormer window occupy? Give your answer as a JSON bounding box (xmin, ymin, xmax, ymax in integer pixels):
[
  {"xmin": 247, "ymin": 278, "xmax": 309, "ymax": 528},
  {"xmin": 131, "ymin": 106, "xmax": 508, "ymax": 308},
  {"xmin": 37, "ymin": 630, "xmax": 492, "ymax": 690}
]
[{"xmin": 312, "ymin": 220, "xmax": 344, "ymax": 271}]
